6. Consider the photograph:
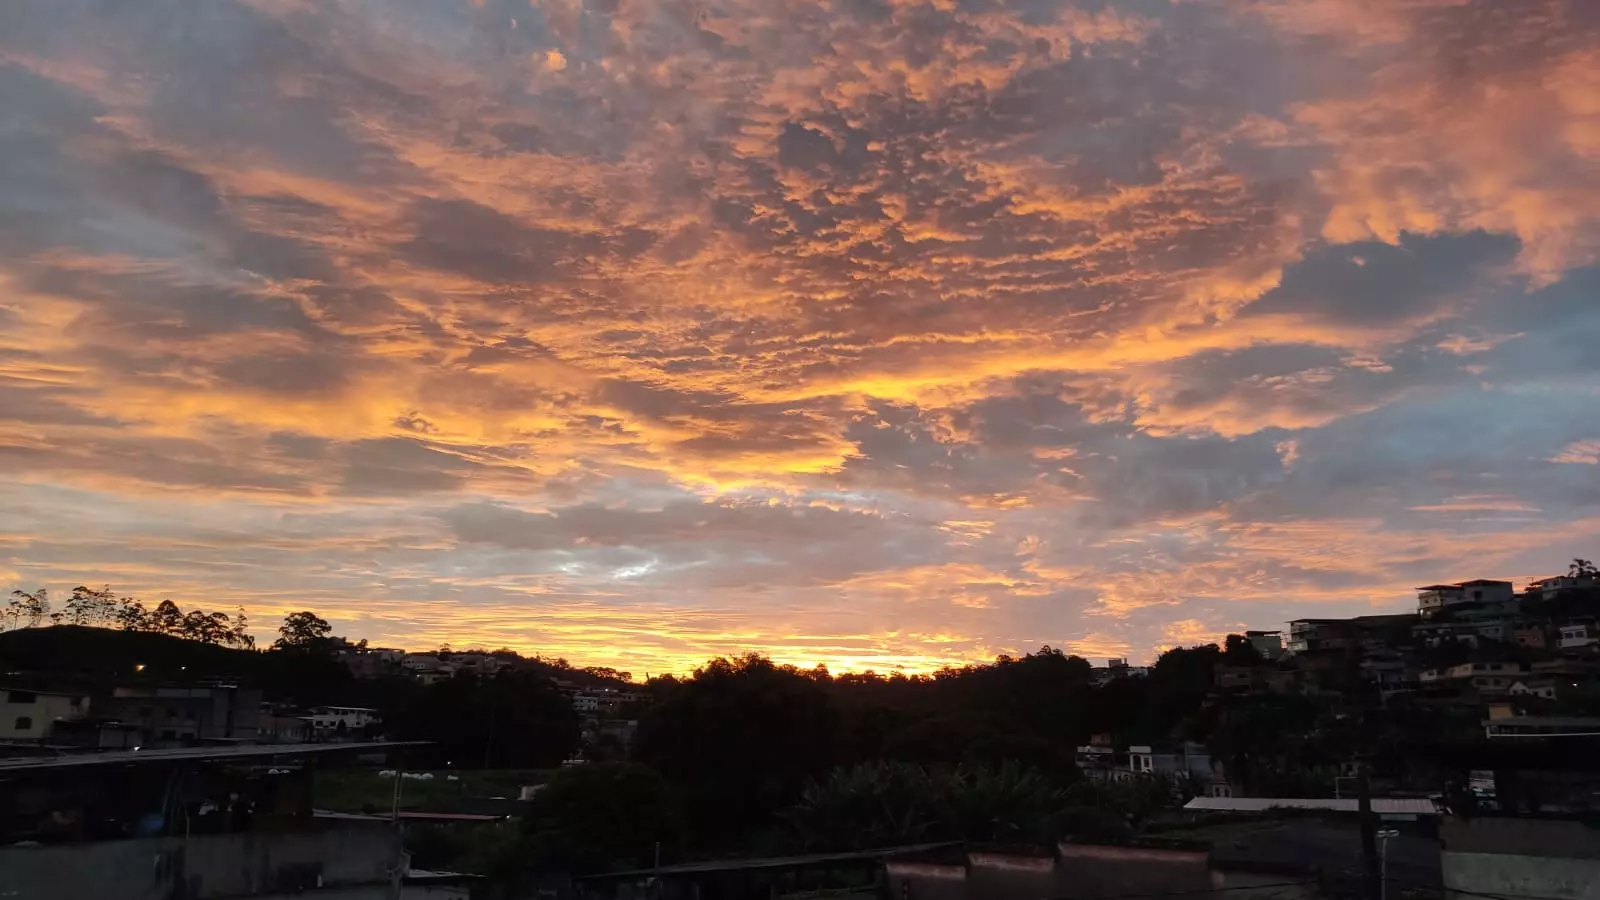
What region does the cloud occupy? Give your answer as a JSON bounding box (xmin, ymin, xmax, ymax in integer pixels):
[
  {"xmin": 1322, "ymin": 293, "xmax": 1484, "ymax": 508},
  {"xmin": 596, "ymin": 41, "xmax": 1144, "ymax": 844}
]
[{"xmin": 0, "ymin": 0, "xmax": 1597, "ymax": 670}]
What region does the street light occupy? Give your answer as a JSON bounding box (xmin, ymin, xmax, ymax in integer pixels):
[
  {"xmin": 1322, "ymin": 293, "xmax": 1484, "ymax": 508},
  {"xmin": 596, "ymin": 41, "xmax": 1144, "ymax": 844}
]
[{"xmin": 1377, "ymin": 828, "xmax": 1400, "ymax": 900}]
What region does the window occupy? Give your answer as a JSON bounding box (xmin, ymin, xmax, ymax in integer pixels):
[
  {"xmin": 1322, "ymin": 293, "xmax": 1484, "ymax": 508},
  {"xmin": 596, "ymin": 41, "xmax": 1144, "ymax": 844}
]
[
  {"xmin": 13, "ymin": 716, "xmax": 33, "ymax": 731},
  {"xmin": 7, "ymin": 691, "xmax": 37, "ymax": 704}
]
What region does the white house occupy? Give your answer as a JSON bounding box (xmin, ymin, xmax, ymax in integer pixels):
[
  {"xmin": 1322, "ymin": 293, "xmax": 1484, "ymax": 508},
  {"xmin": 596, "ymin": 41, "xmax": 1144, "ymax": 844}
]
[
  {"xmin": 0, "ymin": 688, "xmax": 89, "ymax": 742},
  {"xmin": 307, "ymin": 706, "xmax": 380, "ymax": 733},
  {"xmin": 1559, "ymin": 623, "xmax": 1598, "ymax": 650},
  {"xmin": 1417, "ymin": 580, "xmax": 1515, "ymax": 618}
]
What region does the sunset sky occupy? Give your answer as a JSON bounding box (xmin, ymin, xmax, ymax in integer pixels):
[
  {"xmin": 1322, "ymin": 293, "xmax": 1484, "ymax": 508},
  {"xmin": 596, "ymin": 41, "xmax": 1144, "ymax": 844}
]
[{"xmin": 2, "ymin": 0, "xmax": 1598, "ymax": 674}]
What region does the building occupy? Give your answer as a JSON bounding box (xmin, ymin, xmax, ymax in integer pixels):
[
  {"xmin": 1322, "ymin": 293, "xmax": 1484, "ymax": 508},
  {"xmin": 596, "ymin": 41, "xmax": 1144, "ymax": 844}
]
[
  {"xmin": 1287, "ymin": 614, "xmax": 1417, "ymax": 654},
  {"xmin": 1089, "ymin": 658, "xmax": 1150, "ymax": 685},
  {"xmin": 1420, "ymin": 661, "xmax": 1529, "ymax": 696},
  {"xmin": 1507, "ymin": 679, "xmax": 1557, "ymax": 700},
  {"xmin": 1533, "ymin": 658, "xmax": 1600, "ymax": 679},
  {"xmin": 307, "ymin": 706, "xmax": 380, "ymax": 735},
  {"xmin": 1558, "ymin": 622, "xmax": 1598, "ymax": 650},
  {"xmin": 1484, "ymin": 716, "xmax": 1600, "ymax": 739},
  {"xmin": 570, "ymin": 693, "xmax": 601, "ymax": 714},
  {"xmin": 1128, "ymin": 742, "xmax": 1217, "ymax": 783},
  {"xmin": 99, "ymin": 684, "xmax": 262, "ymax": 745},
  {"xmin": 1075, "ymin": 735, "xmax": 1121, "ymax": 780},
  {"xmin": 339, "ymin": 646, "xmax": 405, "ymax": 679},
  {"xmin": 0, "ymin": 742, "xmax": 428, "ymax": 899},
  {"xmin": 1511, "ymin": 625, "xmax": 1549, "ymax": 649},
  {"xmin": 1213, "ymin": 666, "xmax": 1258, "ymax": 691},
  {"xmin": 1417, "ymin": 579, "xmax": 1515, "ymax": 618},
  {"xmin": 258, "ymin": 711, "xmax": 311, "ymax": 743},
  {"xmin": 1360, "ymin": 655, "xmax": 1419, "ymax": 693},
  {"xmin": 1528, "ymin": 574, "xmax": 1599, "ymax": 601},
  {"xmin": 0, "ymin": 688, "xmax": 89, "ymax": 743},
  {"xmin": 1244, "ymin": 630, "xmax": 1283, "ymax": 660},
  {"xmin": 1414, "ymin": 620, "xmax": 1487, "ymax": 649}
]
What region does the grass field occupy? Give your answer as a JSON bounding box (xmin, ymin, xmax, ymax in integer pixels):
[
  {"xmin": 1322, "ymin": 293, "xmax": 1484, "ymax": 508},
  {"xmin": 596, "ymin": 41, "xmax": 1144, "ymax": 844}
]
[{"xmin": 312, "ymin": 768, "xmax": 554, "ymax": 813}]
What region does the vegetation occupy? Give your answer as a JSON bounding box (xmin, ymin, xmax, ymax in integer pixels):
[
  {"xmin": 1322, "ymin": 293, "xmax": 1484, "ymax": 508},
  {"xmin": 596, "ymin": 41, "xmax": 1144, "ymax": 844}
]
[
  {"xmin": 5, "ymin": 586, "xmax": 252, "ymax": 647},
  {"xmin": 10, "ymin": 566, "xmax": 1598, "ymax": 880}
]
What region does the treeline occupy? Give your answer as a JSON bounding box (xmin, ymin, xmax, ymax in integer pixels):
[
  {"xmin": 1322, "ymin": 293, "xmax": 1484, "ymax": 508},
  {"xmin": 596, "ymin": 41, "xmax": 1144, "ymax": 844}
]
[
  {"xmin": 5, "ymin": 586, "xmax": 253, "ymax": 648},
  {"xmin": 0, "ymin": 587, "xmax": 1417, "ymax": 878}
]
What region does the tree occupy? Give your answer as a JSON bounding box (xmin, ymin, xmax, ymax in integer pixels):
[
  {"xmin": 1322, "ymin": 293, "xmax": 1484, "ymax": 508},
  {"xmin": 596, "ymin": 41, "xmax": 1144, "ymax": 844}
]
[
  {"xmin": 636, "ymin": 654, "xmax": 840, "ymax": 842},
  {"xmin": 782, "ymin": 760, "xmax": 1071, "ymax": 853},
  {"xmin": 7, "ymin": 589, "xmax": 50, "ymax": 629},
  {"xmin": 383, "ymin": 669, "xmax": 580, "ymax": 769},
  {"xmin": 114, "ymin": 596, "xmax": 148, "ymax": 632},
  {"xmin": 149, "ymin": 599, "xmax": 185, "ymax": 635},
  {"xmin": 1224, "ymin": 633, "xmax": 1265, "ymax": 665},
  {"xmin": 230, "ymin": 608, "xmax": 255, "ymax": 650},
  {"xmin": 54, "ymin": 585, "xmax": 116, "ymax": 627},
  {"xmin": 1570, "ymin": 558, "xmax": 1598, "ymax": 579},
  {"xmin": 3, "ymin": 592, "xmax": 26, "ymax": 631},
  {"xmin": 274, "ymin": 611, "xmax": 334, "ymax": 650},
  {"xmin": 522, "ymin": 763, "xmax": 683, "ymax": 872},
  {"xmin": 182, "ymin": 610, "xmax": 235, "ymax": 645}
]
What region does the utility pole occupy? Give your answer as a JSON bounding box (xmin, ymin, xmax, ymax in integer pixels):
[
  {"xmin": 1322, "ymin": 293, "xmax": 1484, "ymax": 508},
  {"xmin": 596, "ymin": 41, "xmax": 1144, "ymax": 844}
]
[{"xmin": 1357, "ymin": 762, "xmax": 1381, "ymax": 900}]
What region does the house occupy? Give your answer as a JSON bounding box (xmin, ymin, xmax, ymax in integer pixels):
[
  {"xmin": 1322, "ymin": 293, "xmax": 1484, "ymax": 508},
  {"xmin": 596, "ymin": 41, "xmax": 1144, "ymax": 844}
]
[
  {"xmin": 259, "ymin": 712, "xmax": 311, "ymax": 743},
  {"xmin": 1286, "ymin": 614, "xmax": 1417, "ymax": 654},
  {"xmin": 1417, "ymin": 579, "xmax": 1516, "ymax": 618},
  {"xmin": 1510, "ymin": 625, "xmax": 1549, "ymax": 649},
  {"xmin": 1506, "ymin": 679, "xmax": 1557, "ymax": 700},
  {"xmin": 1089, "ymin": 658, "xmax": 1150, "ymax": 685},
  {"xmin": 1128, "ymin": 742, "xmax": 1217, "ymax": 784},
  {"xmin": 1414, "ymin": 621, "xmax": 1483, "ymax": 649},
  {"xmin": 1528, "ymin": 574, "xmax": 1599, "ymax": 601},
  {"xmin": 1558, "ymin": 623, "xmax": 1598, "ymax": 650},
  {"xmin": 99, "ymin": 684, "xmax": 262, "ymax": 745},
  {"xmin": 570, "ymin": 693, "xmax": 601, "ymax": 714},
  {"xmin": 0, "ymin": 742, "xmax": 421, "ymax": 898},
  {"xmin": 0, "ymin": 688, "xmax": 89, "ymax": 742},
  {"xmin": 307, "ymin": 706, "xmax": 379, "ymax": 735},
  {"xmin": 1245, "ymin": 630, "xmax": 1283, "ymax": 660},
  {"xmin": 1533, "ymin": 658, "xmax": 1600, "ymax": 680},
  {"xmin": 1420, "ymin": 661, "xmax": 1529, "ymax": 696},
  {"xmin": 1359, "ymin": 656, "xmax": 1418, "ymax": 693},
  {"xmin": 339, "ymin": 646, "xmax": 405, "ymax": 679},
  {"xmin": 1075, "ymin": 735, "xmax": 1121, "ymax": 779},
  {"xmin": 1213, "ymin": 665, "xmax": 1257, "ymax": 691},
  {"xmin": 1483, "ymin": 716, "xmax": 1600, "ymax": 739}
]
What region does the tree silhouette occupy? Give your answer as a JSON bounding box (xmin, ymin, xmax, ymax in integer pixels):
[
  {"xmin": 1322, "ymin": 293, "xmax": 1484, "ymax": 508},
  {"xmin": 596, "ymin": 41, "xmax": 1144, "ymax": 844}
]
[{"xmin": 274, "ymin": 610, "xmax": 334, "ymax": 650}]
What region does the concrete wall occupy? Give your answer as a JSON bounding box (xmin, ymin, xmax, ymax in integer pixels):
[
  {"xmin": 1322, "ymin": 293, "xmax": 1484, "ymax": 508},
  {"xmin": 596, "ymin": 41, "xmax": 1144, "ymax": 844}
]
[
  {"xmin": 0, "ymin": 826, "xmax": 404, "ymax": 899},
  {"xmin": 1442, "ymin": 817, "xmax": 1600, "ymax": 900},
  {"xmin": 1443, "ymin": 852, "xmax": 1600, "ymax": 900},
  {"xmin": 884, "ymin": 844, "xmax": 1320, "ymax": 900}
]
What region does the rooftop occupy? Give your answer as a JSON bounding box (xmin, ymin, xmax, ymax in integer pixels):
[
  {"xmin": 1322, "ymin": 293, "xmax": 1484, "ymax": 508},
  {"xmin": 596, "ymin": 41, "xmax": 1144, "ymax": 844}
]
[{"xmin": 0, "ymin": 740, "xmax": 426, "ymax": 772}]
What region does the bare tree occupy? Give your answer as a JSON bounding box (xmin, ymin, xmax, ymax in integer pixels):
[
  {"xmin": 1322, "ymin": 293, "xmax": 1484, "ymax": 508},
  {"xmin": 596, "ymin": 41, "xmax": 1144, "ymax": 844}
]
[{"xmin": 9, "ymin": 589, "xmax": 49, "ymax": 628}]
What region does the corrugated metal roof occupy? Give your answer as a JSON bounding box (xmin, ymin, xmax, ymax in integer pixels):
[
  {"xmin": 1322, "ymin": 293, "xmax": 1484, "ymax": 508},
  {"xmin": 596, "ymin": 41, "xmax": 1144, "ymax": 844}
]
[
  {"xmin": 0, "ymin": 741, "xmax": 426, "ymax": 772},
  {"xmin": 1183, "ymin": 797, "xmax": 1440, "ymax": 816}
]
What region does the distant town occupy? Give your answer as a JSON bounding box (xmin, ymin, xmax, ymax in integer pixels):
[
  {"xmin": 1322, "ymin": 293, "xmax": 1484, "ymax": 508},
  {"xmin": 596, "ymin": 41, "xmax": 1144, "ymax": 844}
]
[{"xmin": 4, "ymin": 559, "xmax": 1600, "ymax": 898}]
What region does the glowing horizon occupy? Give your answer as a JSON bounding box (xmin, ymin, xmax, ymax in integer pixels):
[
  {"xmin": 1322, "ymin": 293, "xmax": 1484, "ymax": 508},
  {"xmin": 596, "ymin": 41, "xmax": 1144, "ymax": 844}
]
[{"xmin": 2, "ymin": 0, "xmax": 1599, "ymax": 675}]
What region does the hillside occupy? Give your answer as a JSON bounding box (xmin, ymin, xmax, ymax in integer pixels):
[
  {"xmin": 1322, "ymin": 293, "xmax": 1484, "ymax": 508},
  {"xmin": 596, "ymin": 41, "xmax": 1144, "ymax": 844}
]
[{"xmin": 0, "ymin": 625, "xmax": 258, "ymax": 682}]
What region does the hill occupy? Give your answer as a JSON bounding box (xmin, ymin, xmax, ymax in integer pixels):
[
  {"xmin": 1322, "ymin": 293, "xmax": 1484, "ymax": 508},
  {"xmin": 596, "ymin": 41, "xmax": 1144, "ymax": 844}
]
[{"xmin": 0, "ymin": 625, "xmax": 258, "ymax": 682}]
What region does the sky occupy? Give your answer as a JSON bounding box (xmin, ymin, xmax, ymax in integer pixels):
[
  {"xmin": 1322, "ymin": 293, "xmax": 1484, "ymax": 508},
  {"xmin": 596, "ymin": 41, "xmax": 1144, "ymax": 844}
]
[{"xmin": 1, "ymin": 0, "xmax": 1598, "ymax": 675}]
